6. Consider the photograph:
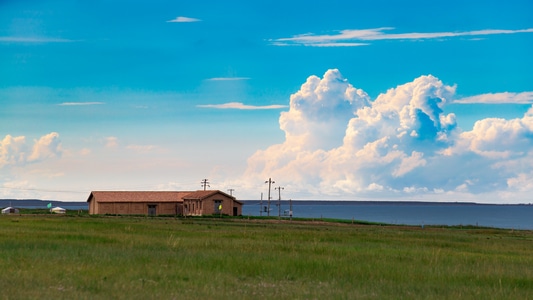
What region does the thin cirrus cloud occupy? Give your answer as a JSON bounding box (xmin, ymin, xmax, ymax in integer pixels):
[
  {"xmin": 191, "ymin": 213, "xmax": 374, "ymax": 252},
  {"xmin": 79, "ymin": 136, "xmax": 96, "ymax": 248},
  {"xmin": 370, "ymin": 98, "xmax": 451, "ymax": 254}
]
[
  {"xmin": 206, "ymin": 77, "xmax": 250, "ymax": 81},
  {"xmin": 454, "ymin": 92, "xmax": 533, "ymax": 104},
  {"xmin": 271, "ymin": 27, "xmax": 533, "ymax": 47},
  {"xmin": 197, "ymin": 102, "xmax": 288, "ymax": 110},
  {"xmin": 271, "ymin": 41, "xmax": 369, "ymax": 47},
  {"xmin": 166, "ymin": 16, "xmax": 201, "ymax": 23},
  {"xmin": 58, "ymin": 102, "xmax": 104, "ymax": 106},
  {"xmin": 0, "ymin": 36, "xmax": 74, "ymax": 43}
]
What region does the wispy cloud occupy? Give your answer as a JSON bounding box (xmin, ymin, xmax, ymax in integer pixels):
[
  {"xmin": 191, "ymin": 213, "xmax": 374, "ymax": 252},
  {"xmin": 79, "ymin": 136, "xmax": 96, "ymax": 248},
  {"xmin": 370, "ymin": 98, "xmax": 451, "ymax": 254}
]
[
  {"xmin": 58, "ymin": 102, "xmax": 104, "ymax": 106},
  {"xmin": 126, "ymin": 144, "xmax": 157, "ymax": 153},
  {"xmin": 272, "ymin": 27, "xmax": 533, "ymax": 47},
  {"xmin": 105, "ymin": 137, "xmax": 118, "ymax": 148},
  {"xmin": 0, "ymin": 36, "xmax": 75, "ymax": 43},
  {"xmin": 206, "ymin": 77, "xmax": 250, "ymax": 81},
  {"xmin": 167, "ymin": 16, "xmax": 201, "ymax": 23},
  {"xmin": 304, "ymin": 42, "xmax": 369, "ymax": 47},
  {"xmin": 197, "ymin": 102, "xmax": 287, "ymax": 110},
  {"xmin": 454, "ymin": 92, "xmax": 533, "ymax": 104}
]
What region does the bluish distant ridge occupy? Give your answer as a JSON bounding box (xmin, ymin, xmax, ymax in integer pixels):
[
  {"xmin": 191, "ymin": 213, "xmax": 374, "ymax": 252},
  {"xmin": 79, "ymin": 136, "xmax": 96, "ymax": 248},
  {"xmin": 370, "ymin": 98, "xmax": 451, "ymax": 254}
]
[{"xmin": 0, "ymin": 199, "xmax": 88, "ymax": 209}]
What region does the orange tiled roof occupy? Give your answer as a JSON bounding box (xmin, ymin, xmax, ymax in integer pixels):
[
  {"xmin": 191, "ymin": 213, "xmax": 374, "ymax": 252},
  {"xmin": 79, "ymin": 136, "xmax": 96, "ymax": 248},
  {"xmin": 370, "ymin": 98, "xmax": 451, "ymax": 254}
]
[
  {"xmin": 87, "ymin": 190, "xmax": 242, "ymax": 204},
  {"xmin": 87, "ymin": 191, "xmax": 192, "ymax": 203},
  {"xmin": 183, "ymin": 190, "xmax": 242, "ymax": 204},
  {"xmin": 183, "ymin": 190, "xmax": 222, "ymax": 199}
]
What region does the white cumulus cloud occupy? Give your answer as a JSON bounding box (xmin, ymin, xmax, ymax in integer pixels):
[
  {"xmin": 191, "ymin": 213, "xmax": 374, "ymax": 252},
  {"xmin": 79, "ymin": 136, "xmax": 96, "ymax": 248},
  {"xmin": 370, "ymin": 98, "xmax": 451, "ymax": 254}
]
[
  {"xmin": 0, "ymin": 135, "xmax": 29, "ymax": 168},
  {"xmin": 27, "ymin": 132, "xmax": 62, "ymax": 162},
  {"xmin": 241, "ymin": 69, "xmax": 533, "ymax": 203},
  {"xmin": 0, "ymin": 132, "xmax": 62, "ymax": 167},
  {"xmin": 279, "ymin": 69, "xmax": 370, "ymax": 151}
]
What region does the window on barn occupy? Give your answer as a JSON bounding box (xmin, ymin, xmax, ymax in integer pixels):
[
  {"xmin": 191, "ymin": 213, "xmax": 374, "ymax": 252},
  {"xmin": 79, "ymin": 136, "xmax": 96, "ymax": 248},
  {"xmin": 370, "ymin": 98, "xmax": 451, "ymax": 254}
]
[{"xmin": 214, "ymin": 200, "xmax": 222, "ymax": 213}]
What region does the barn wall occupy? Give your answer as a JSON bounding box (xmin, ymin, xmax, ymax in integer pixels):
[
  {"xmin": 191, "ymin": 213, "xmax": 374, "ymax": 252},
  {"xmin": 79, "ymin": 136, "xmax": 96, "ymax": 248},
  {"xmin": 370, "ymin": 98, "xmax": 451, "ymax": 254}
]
[
  {"xmin": 88, "ymin": 191, "xmax": 240, "ymax": 216},
  {"xmin": 131, "ymin": 203, "xmax": 144, "ymax": 214},
  {"xmin": 99, "ymin": 203, "xmax": 114, "ymax": 214},
  {"xmin": 159, "ymin": 203, "xmax": 181, "ymax": 215},
  {"xmin": 88, "ymin": 195, "xmax": 99, "ymax": 214},
  {"xmin": 89, "ymin": 197, "xmax": 95, "ymax": 214},
  {"xmin": 89, "ymin": 201, "xmax": 183, "ymax": 215},
  {"xmin": 116, "ymin": 203, "xmax": 129, "ymax": 214}
]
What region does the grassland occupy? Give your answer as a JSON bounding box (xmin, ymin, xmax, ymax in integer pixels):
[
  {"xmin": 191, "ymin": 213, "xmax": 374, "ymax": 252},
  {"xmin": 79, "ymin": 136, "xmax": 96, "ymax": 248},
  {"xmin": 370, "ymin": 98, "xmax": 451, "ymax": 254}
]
[{"xmin": 0, "ymin": 214, "xmax": 532, "ymax": 299}]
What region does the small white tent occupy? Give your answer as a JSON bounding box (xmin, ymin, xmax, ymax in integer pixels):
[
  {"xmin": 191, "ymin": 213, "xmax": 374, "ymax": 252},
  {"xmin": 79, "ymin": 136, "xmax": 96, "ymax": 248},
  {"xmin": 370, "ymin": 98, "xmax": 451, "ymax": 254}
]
[
  {"xmin": 1, "ymin": 207, "xmax": 20, "ymax": 214},
  {"xmin": 50, "ymin": 207, "xmax": 66, "ymax": 214}
]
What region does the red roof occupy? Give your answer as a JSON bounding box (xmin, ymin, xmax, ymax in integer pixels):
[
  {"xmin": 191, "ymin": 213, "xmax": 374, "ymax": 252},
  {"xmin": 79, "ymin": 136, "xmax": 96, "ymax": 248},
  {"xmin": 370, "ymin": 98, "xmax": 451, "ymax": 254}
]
[
  {"xmin": 183, "ymin": 190, "xmax": 241, "ymax": 203},
  {"xmin": 87, "ymin": 191, "xmax": 192, "ymax": 203},
  {"xmin": 183, "ymin": 190, "xmax": 224, "ymax": 199},
  {"xmin": 87, "ymin": 190, "xmax": 242, "ymax": 204}
]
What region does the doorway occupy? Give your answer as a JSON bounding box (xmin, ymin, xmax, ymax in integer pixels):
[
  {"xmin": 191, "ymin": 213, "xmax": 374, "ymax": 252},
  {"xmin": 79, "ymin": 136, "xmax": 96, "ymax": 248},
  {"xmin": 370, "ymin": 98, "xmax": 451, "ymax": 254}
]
[{"xmin": 148, "ymin": 205, "xmax": 157, "ymax": 216}]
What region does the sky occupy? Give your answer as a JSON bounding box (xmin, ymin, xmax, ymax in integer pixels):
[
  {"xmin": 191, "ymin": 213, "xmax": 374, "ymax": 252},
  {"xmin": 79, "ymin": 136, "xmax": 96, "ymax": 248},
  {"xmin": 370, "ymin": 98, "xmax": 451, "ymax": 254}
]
[{"xmin": 1, "ymin": 0, "xmax": 532, "ymax": 203}]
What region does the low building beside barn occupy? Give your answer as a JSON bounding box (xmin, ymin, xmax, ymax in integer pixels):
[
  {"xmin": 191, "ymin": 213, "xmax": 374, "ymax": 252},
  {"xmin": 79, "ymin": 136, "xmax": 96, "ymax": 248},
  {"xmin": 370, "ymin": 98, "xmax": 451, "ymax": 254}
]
[
  {"xmin": 183, "ymin": 190, "xmax": 242, "ymax": 216},
  {"xmin": 87, "ymin": 190, "xmax": 242, "ymax": 216}
]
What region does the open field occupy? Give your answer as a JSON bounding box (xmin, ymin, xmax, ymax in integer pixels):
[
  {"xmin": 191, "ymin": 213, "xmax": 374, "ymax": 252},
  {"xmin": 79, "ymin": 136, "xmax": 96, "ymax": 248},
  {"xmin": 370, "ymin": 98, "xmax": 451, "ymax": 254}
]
[{"xmin": 0, "ymin": 214, "xmax": 532, "ymax": 299}]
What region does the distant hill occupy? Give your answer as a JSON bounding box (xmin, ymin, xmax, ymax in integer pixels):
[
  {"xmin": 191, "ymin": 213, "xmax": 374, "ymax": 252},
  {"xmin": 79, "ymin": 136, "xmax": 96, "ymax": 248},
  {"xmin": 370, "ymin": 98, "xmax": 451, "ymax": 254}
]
[{"xmin": 0, "ymin": 199, "xmax": 88, "ymax": 209}]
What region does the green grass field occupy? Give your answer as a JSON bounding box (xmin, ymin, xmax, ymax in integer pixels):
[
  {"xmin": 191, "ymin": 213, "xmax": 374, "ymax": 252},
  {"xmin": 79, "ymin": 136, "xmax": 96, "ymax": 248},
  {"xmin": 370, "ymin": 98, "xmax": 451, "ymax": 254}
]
[{"xmin": 0, "ymin": 214, "xmax": 532, "ymax": 299}]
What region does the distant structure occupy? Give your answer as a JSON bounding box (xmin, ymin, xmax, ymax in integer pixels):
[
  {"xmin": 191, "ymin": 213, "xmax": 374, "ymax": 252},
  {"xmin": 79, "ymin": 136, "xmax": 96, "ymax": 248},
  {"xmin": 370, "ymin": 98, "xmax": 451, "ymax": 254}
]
[
  {"xmin": 50, "ymin": 207, "xmax": 66, "ymax": 214},
  {"xmin": 1, "ymin": 207, "xmax": 19, "ymax": 214},
  {"xmin": 86, "ymin": 190, "xmax": 242, "ymax": 216}
]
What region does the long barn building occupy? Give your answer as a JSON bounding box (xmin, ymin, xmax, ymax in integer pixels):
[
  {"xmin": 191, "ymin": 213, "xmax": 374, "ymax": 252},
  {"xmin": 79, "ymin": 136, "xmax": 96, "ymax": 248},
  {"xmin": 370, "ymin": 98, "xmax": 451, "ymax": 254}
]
[{"xmin": 87, "ymin": 190, "xmax": 242, "ymax": 216}]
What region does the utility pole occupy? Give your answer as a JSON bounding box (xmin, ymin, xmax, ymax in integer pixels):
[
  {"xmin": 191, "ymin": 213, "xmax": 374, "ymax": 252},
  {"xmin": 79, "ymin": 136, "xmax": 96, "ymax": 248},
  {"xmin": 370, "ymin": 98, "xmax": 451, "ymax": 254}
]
[
  {"xmin": 265, "ymin": 178, "xmax": 275, "ymax": 217},
  {"xmin": 227, "ymin": 188, "xmax": 234, "ymax": 196},
  {"xmin": 275, "ymin": 186, "xmax": 284, "ymax": 218},
  {"xmin": 200, "ymin": 179, "xmax": 210, "ymax": 191},
  {"xmin": 289, "ymin": 198, "xmax": 293, "ymax": 221},
  {"xmin": 259, "ymin": 192, "xmax": 263, "ymax": 217}
]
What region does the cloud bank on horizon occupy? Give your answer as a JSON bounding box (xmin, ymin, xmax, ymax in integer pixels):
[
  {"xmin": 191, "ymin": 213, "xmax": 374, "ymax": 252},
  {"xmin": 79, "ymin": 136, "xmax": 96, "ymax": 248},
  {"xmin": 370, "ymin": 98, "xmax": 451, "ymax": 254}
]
[
  {"xmin": 2, "ymin": 70, "xmax": 533, "ymax": 203},
  {"xmin": 240, "ymin": 69, "xmax": 533, "ymax": 202}
]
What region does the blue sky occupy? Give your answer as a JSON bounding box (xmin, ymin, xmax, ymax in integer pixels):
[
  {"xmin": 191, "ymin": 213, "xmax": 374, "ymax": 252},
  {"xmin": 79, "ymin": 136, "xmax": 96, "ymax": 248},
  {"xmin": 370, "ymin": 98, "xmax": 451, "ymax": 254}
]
[{"xmin": 1, "ymin": 0, "xmax": 532, "ymax": 203}]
